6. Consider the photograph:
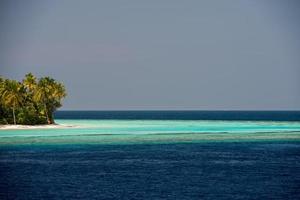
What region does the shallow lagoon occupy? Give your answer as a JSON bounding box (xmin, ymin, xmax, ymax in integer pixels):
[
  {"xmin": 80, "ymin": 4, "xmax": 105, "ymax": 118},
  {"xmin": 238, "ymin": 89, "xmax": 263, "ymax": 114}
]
[{"xmin": 1, "ymin": 120, "xmax": 300, "ymax": 145}]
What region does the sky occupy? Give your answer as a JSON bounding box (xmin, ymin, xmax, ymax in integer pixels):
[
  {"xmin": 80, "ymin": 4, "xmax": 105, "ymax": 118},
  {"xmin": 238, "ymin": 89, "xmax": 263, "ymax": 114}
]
[{"xmin": 0, "ymin": 0, "xmax": 299, "ymax": 110}]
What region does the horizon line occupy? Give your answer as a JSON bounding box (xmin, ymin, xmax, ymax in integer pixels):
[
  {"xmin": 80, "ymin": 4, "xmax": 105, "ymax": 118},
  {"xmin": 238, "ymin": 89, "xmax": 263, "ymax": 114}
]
[{"xmin": 56, "ymin": 110, "xmax": 300, "ymax": 112}]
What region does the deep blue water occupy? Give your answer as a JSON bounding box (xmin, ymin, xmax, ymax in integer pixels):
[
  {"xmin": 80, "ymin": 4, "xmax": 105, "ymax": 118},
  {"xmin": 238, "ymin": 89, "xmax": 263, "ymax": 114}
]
[
  {"xmin": 55, "ymin": 110, "xmax": 300, "ymax": 121},
  {"xmin": 1, "ymin": 142, "xmax": 300, "ymax": 200}
]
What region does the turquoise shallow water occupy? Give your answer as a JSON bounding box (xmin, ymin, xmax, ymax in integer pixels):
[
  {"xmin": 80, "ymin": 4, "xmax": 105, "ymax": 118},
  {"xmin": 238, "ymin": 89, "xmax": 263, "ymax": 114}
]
[{"xmin": 1, "ymin": 120, "xmax": 300, "ymax": 145}]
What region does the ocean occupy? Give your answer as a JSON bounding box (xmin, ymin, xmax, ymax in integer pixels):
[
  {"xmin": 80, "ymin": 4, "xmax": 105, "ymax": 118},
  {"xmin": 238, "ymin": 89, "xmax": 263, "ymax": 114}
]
[{"xmin": 1, "ymin": 111, "xmax": 300, "ymax": 199}]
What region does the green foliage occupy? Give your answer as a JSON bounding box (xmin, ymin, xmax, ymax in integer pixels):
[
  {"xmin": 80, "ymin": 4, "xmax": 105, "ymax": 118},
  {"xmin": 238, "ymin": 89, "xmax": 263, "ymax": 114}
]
[
  {"xmin": 17, "ymin": 106, "xmax": 46, "ymax": 125},
  {"xmin": 0, "ymin": 73, "xmax": 67, "ymax": 125}
]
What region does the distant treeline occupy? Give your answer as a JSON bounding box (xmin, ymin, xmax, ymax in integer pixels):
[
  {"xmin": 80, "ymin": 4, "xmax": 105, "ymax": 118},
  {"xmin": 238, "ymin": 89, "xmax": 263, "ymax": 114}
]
[{"xmin": 0, "ymin": 73, "xmax": 66, "ymax": 125}]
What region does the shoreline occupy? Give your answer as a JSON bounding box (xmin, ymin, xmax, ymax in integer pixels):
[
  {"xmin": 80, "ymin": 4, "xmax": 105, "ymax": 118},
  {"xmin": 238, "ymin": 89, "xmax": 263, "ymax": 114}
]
[{"xmin": 0, "ymin": 124, "xmax": 76, "ymax": 130}]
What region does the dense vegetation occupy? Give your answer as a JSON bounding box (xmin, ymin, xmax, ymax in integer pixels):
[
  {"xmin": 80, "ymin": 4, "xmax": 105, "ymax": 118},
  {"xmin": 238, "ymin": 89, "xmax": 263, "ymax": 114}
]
[{"xmin": 0, "ymin": 73, "xmax": 66, "ymax": 125}]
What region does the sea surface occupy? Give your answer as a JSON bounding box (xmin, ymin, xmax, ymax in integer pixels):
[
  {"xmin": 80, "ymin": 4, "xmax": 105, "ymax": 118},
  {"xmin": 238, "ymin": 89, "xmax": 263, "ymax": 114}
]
[{"xmin": 1, "ymin": 111, "xmax": 300, "ymax": 199}]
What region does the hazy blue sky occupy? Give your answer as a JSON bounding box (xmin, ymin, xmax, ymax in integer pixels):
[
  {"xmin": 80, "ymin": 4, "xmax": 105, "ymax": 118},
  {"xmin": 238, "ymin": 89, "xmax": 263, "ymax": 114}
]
[{"xmin": 0, "ymin": 0, "xmax": 299, "ymax": 110}]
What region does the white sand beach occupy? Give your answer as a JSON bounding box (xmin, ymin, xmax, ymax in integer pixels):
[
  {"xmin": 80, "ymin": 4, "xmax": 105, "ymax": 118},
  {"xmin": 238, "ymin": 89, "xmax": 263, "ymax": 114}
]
[{"xmin": 0, "ymin": 124, "xmax": 76, "ymax": 130}]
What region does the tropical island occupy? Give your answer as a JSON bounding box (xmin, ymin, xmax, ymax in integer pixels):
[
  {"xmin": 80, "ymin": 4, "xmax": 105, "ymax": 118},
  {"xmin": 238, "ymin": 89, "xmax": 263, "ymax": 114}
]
[{"xmin": 0, "ymin": 73, "xmax": 66, "ymax": 126}]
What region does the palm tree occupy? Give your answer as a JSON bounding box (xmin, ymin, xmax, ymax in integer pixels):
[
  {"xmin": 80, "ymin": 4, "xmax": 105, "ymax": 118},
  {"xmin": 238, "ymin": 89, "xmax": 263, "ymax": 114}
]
[
  {"xmin": 33, "ymin": 77, "xmax": 66, "ymax": 124},
  {"xmin": 0, "ymin": 77, "xmax": 4, "ymax": 98},
  {"xmin": 49, "ymin": 81, "xmax": 66, "ymax": 124},
  {"xmin": 0, "ymin": 77, "xmax": 6, "ymax": 123},
  {"xmin": 22, "ymin": 73, "xmax": 39, "ymax": 117},
  {"xmin": 33, "ymin": 77, "xmax": 52, "ymax": 124},
  {"xmin": 1, "ymin": 80, "xmax": 23, "ymax": 125},
  {"xmin": 23, "ymin": 73, "xmax": 37, "ymax": 93}
]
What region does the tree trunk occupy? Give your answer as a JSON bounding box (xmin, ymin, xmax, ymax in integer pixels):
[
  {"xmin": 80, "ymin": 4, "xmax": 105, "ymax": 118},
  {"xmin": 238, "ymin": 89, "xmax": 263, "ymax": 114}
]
[
  {"xmin": 50, "ymin": 112, "xmax": 55, "ymax": 124},
  {"xmin": 44, "ymin": 104, "xmax": 50, "ymax": 124},
  {"xmin": 12, "ymin": 107, "xmax": 16, "ymax": 125}
]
